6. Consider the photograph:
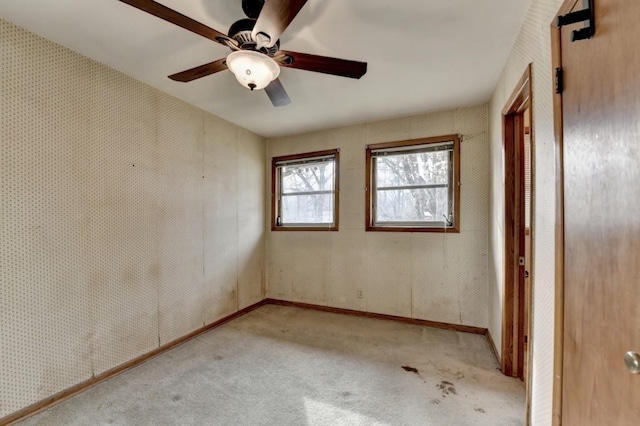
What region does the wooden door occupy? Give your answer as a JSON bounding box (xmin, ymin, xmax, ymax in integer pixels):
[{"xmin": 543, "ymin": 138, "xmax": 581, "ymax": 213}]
[{"xmin": 556, "ymin": 0, "xmax": 640, "ymax": 424}]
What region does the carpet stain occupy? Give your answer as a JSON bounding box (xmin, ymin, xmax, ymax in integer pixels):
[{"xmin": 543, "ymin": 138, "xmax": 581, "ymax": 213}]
[
  {"xmin": 436, "ymin": 380, "xmax": 457, "ymax": 397},
  {"xmin": 171, "ymin": 395, "xmax": 182, "ymax": 402},
  {"xmin": 475, "ymin": 408, "xmax": 486, "ymax": 413},
  {"xmin": 401, "ymin": 365, "xmax": 427, "ymax": 384},
  {"xmin": 341, "ymin": 391, "xmax": 352, "ymax": 398},
  {"xmin": 430, "ymin": 399, "xmax": 441, "ymax": 405},
  {"xmin": 401, "ymin": 365, "xmax": 419, "ymax": 374}
]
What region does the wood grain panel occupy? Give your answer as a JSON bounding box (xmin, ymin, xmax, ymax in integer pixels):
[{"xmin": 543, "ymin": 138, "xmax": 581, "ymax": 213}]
[
  {"xmin": 559, "ymin": 0, "xmax": 640, "ymax": 423},
  {"xmin": 502, "ymin": 112, "xmax": 516, "ymax": 377}
]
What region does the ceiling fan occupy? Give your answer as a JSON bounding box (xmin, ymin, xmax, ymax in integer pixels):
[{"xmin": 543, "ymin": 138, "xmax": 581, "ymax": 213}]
[{"xmin": 117, "ymin": 0, "xmax": 368, "ymax": 107}]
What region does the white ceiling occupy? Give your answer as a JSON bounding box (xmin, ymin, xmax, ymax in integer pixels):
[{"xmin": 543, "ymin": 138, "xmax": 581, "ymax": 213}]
[{"xmin": 0, "ymin": 0, "xmax": 530, "ymax": 138}]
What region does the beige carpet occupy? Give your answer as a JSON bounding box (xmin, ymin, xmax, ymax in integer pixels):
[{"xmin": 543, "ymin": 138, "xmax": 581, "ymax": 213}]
[{"xmin": 19, "ymin": 305, "xmax": 525, "ymax": 425}]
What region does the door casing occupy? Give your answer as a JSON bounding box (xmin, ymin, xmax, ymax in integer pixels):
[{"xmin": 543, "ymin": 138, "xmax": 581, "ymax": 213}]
[
  {"xmin": 550, "ymin": 2, "xmax": 577, "ymax": 424},
  {"xmin": 501, "ymin": 64, "xmax": 534, "ymax": 421}
]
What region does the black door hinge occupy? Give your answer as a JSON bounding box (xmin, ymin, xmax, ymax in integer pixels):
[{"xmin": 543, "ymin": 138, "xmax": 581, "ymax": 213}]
[{"xmin": 555, "ymin": 67, "xmax": 564, "ymax": 94}]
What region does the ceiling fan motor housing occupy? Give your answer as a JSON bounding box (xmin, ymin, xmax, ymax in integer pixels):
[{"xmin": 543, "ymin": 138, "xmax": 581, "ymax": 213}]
[
  {"xmin": 241, "ymin": 0, "xmax": 265, "ymax": 19},
  {"xmin": 228, "ymin": 18, "xmax": 279, "ymax": 56}
]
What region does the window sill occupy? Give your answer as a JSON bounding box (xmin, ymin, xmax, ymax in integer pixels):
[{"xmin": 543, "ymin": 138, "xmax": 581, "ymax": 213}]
[
  {"xmin": 365, "ymin": 225, "xmax": 460, "ymax": 233},
  {"xmin": 271, "ymin": 225, "xmax": 339, "ymax": 232}
]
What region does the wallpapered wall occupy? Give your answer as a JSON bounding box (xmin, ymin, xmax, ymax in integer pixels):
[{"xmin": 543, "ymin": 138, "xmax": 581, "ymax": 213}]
[
  {"xmin": 488, "ymin": 0, "xmax": 564, "ymax": 424},
  {"xmin": 266, "ymin": 105, "xmax": 490, "ymax": 328},
  {"xmin": 0, "ymin": 19, "xmax": 265, "ymax": 418}
]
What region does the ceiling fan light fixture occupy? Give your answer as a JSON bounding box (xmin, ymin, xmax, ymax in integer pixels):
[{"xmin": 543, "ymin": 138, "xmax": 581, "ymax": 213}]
[{"xmin": 226, "ymin": 50, "xmax": 280, "ymax": 91}]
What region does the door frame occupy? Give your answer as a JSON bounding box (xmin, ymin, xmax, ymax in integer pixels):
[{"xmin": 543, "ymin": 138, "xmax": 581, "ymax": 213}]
[
  {"xmin": 501, "ymin": 63, "xmax": 534, "ymax": 399},
  {"xmin": 551, "ymin": 0, "xmax": 579, "ymax": 424}
]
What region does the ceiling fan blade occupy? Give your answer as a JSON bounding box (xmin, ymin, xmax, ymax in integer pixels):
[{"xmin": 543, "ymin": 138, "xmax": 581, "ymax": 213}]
[
  {"xmin": 265, "ymin": 78, "xmax": 291, "ymax": 107},
  {"xmin": 168, "ymin": 58, "xmax": 228, "ymax": 82},
  {"xmin": 252, "ymin": 0, "xmax": 308, "ymax": 48},
  {"xmin": 117, "ymin": 0, "xmax": 230, "ymax": 46},
  {"xmin": 277, "ymin": 51, "xmax": 368, "ymax": 79}
]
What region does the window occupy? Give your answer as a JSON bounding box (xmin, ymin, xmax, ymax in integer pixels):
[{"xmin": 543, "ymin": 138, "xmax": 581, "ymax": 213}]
[
  {"xmin": 272, "ymin": 149, "xmax": 339, "ymax": 231},
  {"xmin": 366, "ymin": 135, "xmax": 460, "ymax": 232}
]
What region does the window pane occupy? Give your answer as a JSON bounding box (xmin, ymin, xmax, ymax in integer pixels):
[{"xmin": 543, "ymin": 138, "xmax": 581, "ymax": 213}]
[
  {"xmin": 281, "ymin": 161, "xmax": 334, "ymax": 193},
  {"xmin": 282, "ymin": 193, "xmax": 334, "ymax": 224},
  {"xmin": 375, "ymin": 151, "xmax": 449, "ymax": 187},
  {"xmin": 376, "ymin": 188, "xmax": 449, "ymax": 223}
]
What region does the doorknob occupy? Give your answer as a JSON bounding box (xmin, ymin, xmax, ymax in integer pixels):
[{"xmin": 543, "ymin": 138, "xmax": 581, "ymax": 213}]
[{"xmin": 624, "ymin": 352, "xmax": 640, "ymax": 374}]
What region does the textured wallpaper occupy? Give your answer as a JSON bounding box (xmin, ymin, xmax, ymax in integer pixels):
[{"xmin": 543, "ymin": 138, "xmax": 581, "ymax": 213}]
[
  {"xmin": 266, "ymin": 105, "xmax": 490, "ymax": 329},
  {"xmin": 0, "ymin": 19, "xmax": 265, "ymax": 418},
  {"xmin": 488, "ymin": 0, "xmax": 565, "ymax": 424},
  {"xmin": 0, "ymin": 0, "xmax": 567, "ymax": 420}
]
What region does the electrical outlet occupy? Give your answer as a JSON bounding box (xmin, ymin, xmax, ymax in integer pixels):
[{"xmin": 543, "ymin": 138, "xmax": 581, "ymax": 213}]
[{"xmin": 357, "ymin": 290, "xmax": 364, "ymax": 299}]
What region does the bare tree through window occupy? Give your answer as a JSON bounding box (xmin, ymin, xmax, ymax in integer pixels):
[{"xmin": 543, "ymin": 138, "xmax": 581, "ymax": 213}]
[
  {"xmin": 366, "ymin": 136, "xmax": 459, "ymax": 232},
  {"xmin": 272, "ymin": 149, "xmax": 339, "ymax": 230},
  {"xmin": 280, "ymin": 161, "xmax": 335, "ymax": 224},
  {"xmin": 375, "ymin": 150, "xmax": 450, "ymax": 223}
]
